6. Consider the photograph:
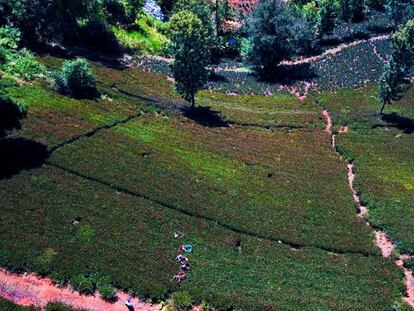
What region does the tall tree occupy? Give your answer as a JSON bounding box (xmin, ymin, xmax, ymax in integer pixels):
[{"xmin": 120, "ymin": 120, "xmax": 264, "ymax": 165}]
[
  {"xmin": 340, "ymin": 0, "xmax": 364, "ymax": 22},
  {"xmin": 249, "ymin": 0, "xmax": 294, "ymax": 75},
  {"xmin": 377, "ymin": 19, "xmax": 414, "ymax": 114},
  {"xmin": 169, "ymin": 10, "xmax": 211, "ymax": 109},
  {"xmin": 392, "ymin": 19, "xmax": 414, "ymax": 75},
  {"xmin": 386, "ymin": 0, "xmax": 414, "ymax": 26},
  {"xmin": 378, "ymin": 57, "xmax": 401, "ymax": 114}
]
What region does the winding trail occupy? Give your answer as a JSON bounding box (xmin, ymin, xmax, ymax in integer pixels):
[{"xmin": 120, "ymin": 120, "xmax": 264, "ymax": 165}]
[
  {"xmin": 280, "ymin": 34, "xmax": 391, "ymax": 67},
  {"xmin": 322, "ymin": 109, "xmax": 414, "ymax": 308}
]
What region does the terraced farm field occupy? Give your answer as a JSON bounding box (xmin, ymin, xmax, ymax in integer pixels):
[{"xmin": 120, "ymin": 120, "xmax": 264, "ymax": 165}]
[{"xmin": 0, "ymin": 57, "xmax": 412, "ymax": 310}]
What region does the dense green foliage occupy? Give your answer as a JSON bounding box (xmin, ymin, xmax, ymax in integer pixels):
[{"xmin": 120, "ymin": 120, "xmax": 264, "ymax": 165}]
[
  {"xmin": 249, "ymin": 0, "xmax": 295, "ymax": 74},
  {"xmin": 392, "ymin": 19, "xmax": 414, "ymax": 75},
  {"xmin": 53, "ymin": 59, "xmax": 97, "ymax": 98},
  {"xmin": 378, "ymin": 19, "xmax": 414, "ymax": 113},
  {"xmin": 386, "ymin": 0, "xmax": 414, "ymax": 25},
  {"xmin": 0, "ymin": 26, "xmax": 46, "ymax": 81},
  {"xmin": 169, "ymin": 11, "xmax": 210, "ymax": 108},
  {"xmin": 112, "ymin": 13, "xmax": 168, "ymax": 54},
  {"xmin": 340, "ymin": 0, "xmax": 365, "ymax": 22},
  {"xmin": 378, "ymin": 58, "xmax": 402, "ymax": 114}
]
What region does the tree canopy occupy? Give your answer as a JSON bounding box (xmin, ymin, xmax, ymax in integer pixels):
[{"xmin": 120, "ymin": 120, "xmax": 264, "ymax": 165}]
[{"xmin": 169, "ymin": 10, "xmax": 211, "ymax": 108}]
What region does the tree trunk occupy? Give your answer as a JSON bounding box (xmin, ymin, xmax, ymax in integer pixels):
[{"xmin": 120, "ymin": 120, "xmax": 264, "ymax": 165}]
[
  {"xmin": 191, "ymin": 94, "xmax": 195, "ymax": 110},
  {"xmin": 380, "ymin": 100, "xmax": 387, "ymax": 115},
  {"xmin": 216, "ymin": 0, "xmax": 220, "ymax": 37}
]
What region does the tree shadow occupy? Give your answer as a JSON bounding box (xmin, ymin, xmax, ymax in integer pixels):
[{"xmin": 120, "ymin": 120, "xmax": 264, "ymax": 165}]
[
  {"xmin": 0, "ymin": 138, "xmax": 49, "ymax": 179},
  {"xmin": 257, "ymin": 63, "xmax": 317, "ymax": 84},
  {"xmin": 181, "ymin": 106, "xmax": 229, "ymax": 128},
  {"xmin": 381, "ymin": 113, "xmax": 414, "ymax": 134},
  {"xmin": 37, "ymin": 44, "xmax": 126, "ymax": 71},
  {"xmin": 209, "ymin": 71, "xmax": 228, "ymax": 83}
]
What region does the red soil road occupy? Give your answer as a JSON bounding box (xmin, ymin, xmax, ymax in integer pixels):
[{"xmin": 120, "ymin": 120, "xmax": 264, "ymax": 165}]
[
  {"xmin": 0, "ymin": 269, "xmax": 158, "ymax": 311},
  {"xmin": 322, "ymin": 109, "xmax": 414, "ymax": 309}
]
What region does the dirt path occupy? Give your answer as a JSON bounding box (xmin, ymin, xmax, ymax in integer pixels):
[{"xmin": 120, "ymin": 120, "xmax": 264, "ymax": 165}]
[
  {"xmin": 0, "ymin": 269, "xmax": 158, "ymax": 311},
  {"xmin": 280, "ymin": 35, "xmax": 391, "ymax": 67},
  {"xmin": 322, "ymin": 109, "xmax": 414, "ymax": 308}
]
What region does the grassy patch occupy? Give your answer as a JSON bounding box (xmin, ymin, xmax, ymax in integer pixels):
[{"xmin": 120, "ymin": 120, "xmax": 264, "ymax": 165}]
[{"xmin": 112, "ymin": 13, "xmax": 168, "ymax": 55}]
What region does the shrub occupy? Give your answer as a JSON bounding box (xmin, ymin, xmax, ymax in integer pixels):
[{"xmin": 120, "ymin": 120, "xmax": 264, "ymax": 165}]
[
  {"xmin": 0, "ymin": 26, "xmax": 20, "ymax": 50},
  {"xmin": 366, "ymin": 14, "xmax": 394, "ymax": 33},
  {"xmin": 365, "ymin": 0, "xmax": 387, "ymax": 10},
  {"xmin": 3, "ymin": 50, "xmax": 46, "ymax": 81},
  {"xmin": 340, "ymin": 0, "xmax": 364, "ymax": 22},
  {"xmin": 45, "ymin": 303, "xmax": 84, "ymax": 311},
  {"xmin": 70, "ymin": 274, "xmax": 96, "ymax": 295},
  {"xmin": 54, "ymin": 59, "xmax": 97, "ymax": 98},
  {"xmin": 392, "ymin": 19, "xmax": 414, "ymax": 75},
  {"xmin": 75, "ymin": 225, "xmax": 96, "ymax": 244},
  {"xmin": 239, "ymin": 37, "xmax": 253, "ymax": 58},
  {"xmin": 403, "ymin": 258, "xmax": 414, "ymax": 270},
  {"xmin": 97, "ymin": 278, "xmax": 117, "ymax": 301},
  {"xmin": 172, "ymin": 291, "xmax": 192, "ymax": 310},
  {"xmin": 33, "ymin": 248, "xmax": 57, "ymax": 276}
]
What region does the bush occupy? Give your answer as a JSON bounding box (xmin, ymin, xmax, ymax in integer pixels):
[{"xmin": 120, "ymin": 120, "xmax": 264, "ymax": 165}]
[
  {"xmin": 365, "ymin": 0, "xmax": 387, "ymax": 10},
  {"xmin": 70, "ymin": 274, "xmax": 96, "ymax": 295},
  {"xmin": 45, "ymin": 303, "xmax": 84, "ymax": 311},
  {"xmin": 53, "ymin": 59, "xmax": 98, "ymax": 98},
  {"xmin": 3, "ymin": 50, "xmax": 46, "ymax": 81},
  {"xmin": 0, "ymin": 26, "xmax": 20, "ymax": 50},
  {"xmin": 33, "ymin": 248, "xmax": 57, "ymax": 276},
  {"xmin": 340, "ymin": 0, "xmax": 365, "ymax": 22},
  {"xmin": 97, "ymin": 278, "xmax": 117, "ymax": 301},
  {"xmin": 404, "ymin": 258, "xmax": 414, "ymax": 270},
  {"xmin": 75, "ymin": 224, "xmax": 96, "ymax": 244},
  {"xmin": 172, "ymin": 291, "xmax": 192, "ymax": 310}
]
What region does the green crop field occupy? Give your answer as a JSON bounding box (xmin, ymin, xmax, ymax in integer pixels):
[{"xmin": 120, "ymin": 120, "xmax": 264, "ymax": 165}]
[
  {"xmin": 1, "ymin": 57, "xmax": 412, "ymax": 310},
  {"xmin": 318, "ymin": 86, "xmax": 414, "ymax": 255},
  {"xmin": 1, "ymin": 1, "xmax": 413, "ymax": 310}
]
